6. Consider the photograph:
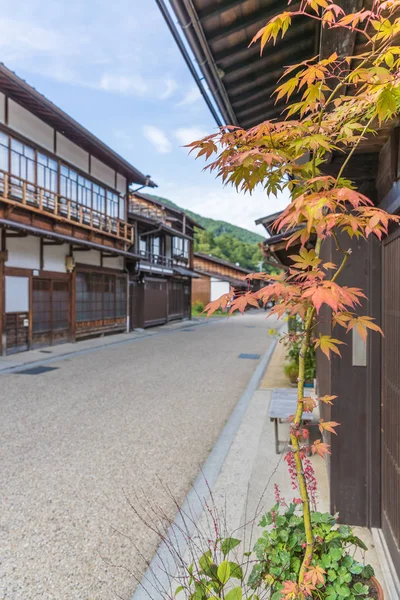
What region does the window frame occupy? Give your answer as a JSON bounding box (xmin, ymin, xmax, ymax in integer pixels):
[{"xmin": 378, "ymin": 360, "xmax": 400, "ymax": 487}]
[{"xmin": 0, "ymin": 127, "xmax": 126, "ymax": 220}]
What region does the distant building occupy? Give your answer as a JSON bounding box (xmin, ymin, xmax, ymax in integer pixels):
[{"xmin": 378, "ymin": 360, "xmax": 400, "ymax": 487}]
[
  {"xmin": 192, "ymin": 252, "xmax": 251, "ymax": 306},
  {"xmin": 0, "ymin": 64, "xmax": 199, "ymax": 355},
  {"xmin": 127, "ymin": 192, "xmax": 202, "ymax": 328}
]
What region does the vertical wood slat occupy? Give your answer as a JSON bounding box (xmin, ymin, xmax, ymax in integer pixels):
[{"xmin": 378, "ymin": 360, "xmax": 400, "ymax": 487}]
[
  {"xmin": 4, "ymin": 172, "xmax": 8, "ymax": 199},
  {"xmin": 382, "ymin": 230, "xmax": 400, "ymax": 576}
]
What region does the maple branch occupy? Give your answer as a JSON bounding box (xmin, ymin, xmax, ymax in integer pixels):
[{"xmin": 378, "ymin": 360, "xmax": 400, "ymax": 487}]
[
  {"xmin": 331, "ymin": 247, "xmax": 351, "ymax": 283},
  {"xmin": 332, "ymin": 230, "xmax": 347, "ymax": 255}
]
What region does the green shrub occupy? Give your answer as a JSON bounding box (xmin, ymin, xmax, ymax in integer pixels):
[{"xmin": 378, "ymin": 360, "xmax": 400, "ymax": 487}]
[{"xmin": 249, "ymin": 503, "xmax": 375, "ymax": 600}]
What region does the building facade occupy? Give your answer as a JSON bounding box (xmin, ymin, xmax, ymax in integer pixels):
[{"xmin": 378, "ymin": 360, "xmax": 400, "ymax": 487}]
[
  {"xmin": 0, "ymin": 64, "xmax": 157, "ymax": 355},
  {"xmin": 127, "ymin": 192, "xmax": 200, "ymax": 329},
  {"xmin": 192, "ymin": 252, "xmax": 251, "ymax": 306}
]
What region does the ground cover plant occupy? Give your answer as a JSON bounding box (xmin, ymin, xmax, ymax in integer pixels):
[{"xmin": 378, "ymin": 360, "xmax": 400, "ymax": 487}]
[{"xmin": 182, "ymin": 1, "xmax": 400, "ymax": 598}]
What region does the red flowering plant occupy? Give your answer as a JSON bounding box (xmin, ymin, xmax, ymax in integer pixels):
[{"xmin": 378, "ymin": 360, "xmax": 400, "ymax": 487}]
[{"xmin": 183, "ymin": 1, "xmax": 400, "ymax": 598}]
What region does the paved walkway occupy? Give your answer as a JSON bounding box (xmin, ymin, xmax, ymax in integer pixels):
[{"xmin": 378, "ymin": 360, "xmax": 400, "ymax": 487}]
[
  {"xmin": 138, "ymin": 336, "xmax": 389, "ymax": 600},
  {"xmin": 0, "ymin": 311, "xmax": 279, "ymax": 600}
]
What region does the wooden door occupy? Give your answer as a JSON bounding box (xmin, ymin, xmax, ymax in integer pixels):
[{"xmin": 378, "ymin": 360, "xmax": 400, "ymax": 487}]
[
  {"xmin": 129, "ymin": 280, "xmax": 143, "ymax": 330},
  {"xmin": 168, "ymin": 279, "xmax": 184, "ymax": 320},
  {"xmin": 143, "ymin": 278, "xmax": 167, "ymax": 327},
  {"xmin": 5, "ymin": 313, "xmax": 29, "ymax": 354},
  {"xmin": 382, "ymin": 228, "xmax": 400, "ymax": 578},
  {"xmin": 32, "ymin": 278, "xmax": 70, "ymax": 347}
]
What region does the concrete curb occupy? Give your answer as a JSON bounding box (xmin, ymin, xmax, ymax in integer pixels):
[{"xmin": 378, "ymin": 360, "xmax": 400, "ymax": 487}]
[{"xmin": 131, "ymin": 334, "xmax": 278, "ymax": 600}]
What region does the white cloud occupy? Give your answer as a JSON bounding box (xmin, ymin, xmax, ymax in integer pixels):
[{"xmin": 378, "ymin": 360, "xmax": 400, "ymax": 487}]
[
  {"xmin": 143, "ymin": 125, "xmax": 172, "ymax": 154},
  {"xmin": 174, "ymin": 127, "xmax": 208, "ymax": 146},
  {"xmin": 160, "ymin": 183, "xmax": 291, "ymax": 234},
  {"xmin": 177, "ymin": 85, "xmax": 202, "ymax": 106},
  {"xmin": 0, "ymin": 17, "xmax": 66, "ymax": 55},
  {"xmin": 98, "ymin": 73, "xmax": 148, "ymax": 96},
  {"xmin": 160, "ymin": 78, "xmax": 178, "ymax": 100}
]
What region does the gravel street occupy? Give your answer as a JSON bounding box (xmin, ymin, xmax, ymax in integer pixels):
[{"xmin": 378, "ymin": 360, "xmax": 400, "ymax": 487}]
[{"xmin": 0, "ymin": 311, "xmax": 278, "ymax": 600}]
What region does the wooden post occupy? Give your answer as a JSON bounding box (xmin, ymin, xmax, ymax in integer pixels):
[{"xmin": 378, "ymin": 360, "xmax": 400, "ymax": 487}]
[
  {"xmin": 39, "ymin": 189, "xmax": 43, "ymax": 210},
  {"xmin": 22, "ymin": 181, "xmax": 27, "ymax": 205},
  {"xmin": 4, "ymin": 173, "xmax": 8, "ymax": 199}
]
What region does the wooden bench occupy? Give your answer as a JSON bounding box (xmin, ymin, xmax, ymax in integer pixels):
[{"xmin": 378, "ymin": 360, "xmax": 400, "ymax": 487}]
[{"xmin": 269, "ymin": 388, "xmax": 315, "ymax": 454}]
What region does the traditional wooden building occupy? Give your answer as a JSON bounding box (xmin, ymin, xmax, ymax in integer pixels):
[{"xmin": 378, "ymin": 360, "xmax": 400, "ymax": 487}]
[
  {"xmin": 192, "ymin": 252, "xmax": 250, "ymax": 306},
  {"xmin": 160, "ymin": 0, "xmax": 400, "ymax": 587},
  {"xmin": 0, "ymin": 64, "xmax": 156, "ymax": 354},
  {"xmin": 127, "ymin": 192, "xmax": 201, "ymax": 328}
]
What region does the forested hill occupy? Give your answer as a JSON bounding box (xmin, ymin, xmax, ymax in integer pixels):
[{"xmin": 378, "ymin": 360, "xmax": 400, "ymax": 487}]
[
  {"xmin": 148, "ymin": 194, "xmax": 264, "ymax": 245},
  {"xmin": 147, "ymin": 194, "xmax": 275, "ymax": 272}
]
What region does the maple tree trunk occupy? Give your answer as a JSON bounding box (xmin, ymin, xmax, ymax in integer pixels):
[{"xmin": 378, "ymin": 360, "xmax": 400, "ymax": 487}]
[{"xmin": 292, "ymin": 238, "xmax": 322, "ymax": 590}]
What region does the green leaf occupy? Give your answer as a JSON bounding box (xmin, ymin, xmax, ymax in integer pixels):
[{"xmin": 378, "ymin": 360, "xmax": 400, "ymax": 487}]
[
  {"xmin": 221, "ymin": 538, "xmax": 241, "ymax": 556},
  {"xmin": 361, "ymin": 564, "xmax": 375, "ymax": 579},
  {"xmin": 217, "ymin": 561, "xmax": 230, "ymax": 584},
  {"xmin": 199, "ymin": 550, "xmax": 212, "ymax": 572},
  {"xmin": 229, "ymin": 562, "xmax": 243, "ymax": 580},
  {"xmin": 174, "ymin": 586, "xmax": 184, "ymax": 596},
  {"xmin": 225, "ymin": 587, "xmax": 242, "ymax": 600},
  {"xmin": 352, "ymin": 582, "xmax": 369, "ymax": 595}
]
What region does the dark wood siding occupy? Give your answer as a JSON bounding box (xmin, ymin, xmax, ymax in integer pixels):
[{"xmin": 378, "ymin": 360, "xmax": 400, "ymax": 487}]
[
  {"xmin": 317, "ymin": 232, "xmax": 382, "ymax": 527},
  {"xmin": 382, "ymin": 227, "xmax": 400, "ymax": 578},
  {"xmin": 75, "ymin": 269, "xmax": 127, "ymax": 336},
  {"xmin": 32, "ymin": 277, "xmax": 70, "ymax": 347},
  {"xmin": 167, "ymin": 278, "xmax": 191, "ymax": 320},
  {"xmin": 129, "ymin": 280, "xmax": 144, "ymax": 330},
  {"xmin": 143, "ymin": 278, "xmax": 167, "ymax": 327},
  {"xmin": 5, "ymin": 312, "xmax": 29, "ymax": 353}
]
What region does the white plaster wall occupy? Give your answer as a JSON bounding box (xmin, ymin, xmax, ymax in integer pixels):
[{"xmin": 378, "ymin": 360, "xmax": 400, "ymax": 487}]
[
  {"xmin": 116, "ymin": 173, "xmax": 127, "ymax": 195},
  {"xmin": 43, "ymin": 243, "xmax": 69, "ymax": 273},
  {"xmin": 91, "ymin": 156, "xmax": 115, "ymax": 188},
  {"xmin": 5, "ymin": 276, "xmax": 29, "ymax": 312},
  {"xmin": 8, "ymin": 100, "xmax": 54, "ymax": 152},
  {"xmin": 102, "ymin": 256, "xmax": 124, "ymax": 270},
  {"xmin": 56, "ymin": 133, "xmax": 89, "ymax": 172},
  {"xmin": 73, "ymin": 249, "xmax": 101, "ymax": 267},
  {"xmin": 210, "ymin": 279, "xmax": 230, "ymax": 302},
  {"xmin": 0, "ymin": 92, "xmax": 5, "ymax": 124},
  {"xmin": 6, "ymin": 235, "xmax": 40, "ymax": 269}
]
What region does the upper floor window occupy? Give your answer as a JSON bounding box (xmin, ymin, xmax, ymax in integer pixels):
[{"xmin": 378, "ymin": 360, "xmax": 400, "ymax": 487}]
[
  {"xmin": 173, "ymin": 236, "xmax": 189, "ymax": 259},
  {"xmin": 152, "ymin": 236, "xmax": 161, "ymax": 256},
  {"xmin": 139, "ymin": 237, "xmax": 148, "ymax": 255},
  {"xmin": 0, "ymin": 129, "xmax": 124, "ymax": 220},
  {"xmin": 11, "ymin": 138, "xmax": 35, "ymax": 183}
]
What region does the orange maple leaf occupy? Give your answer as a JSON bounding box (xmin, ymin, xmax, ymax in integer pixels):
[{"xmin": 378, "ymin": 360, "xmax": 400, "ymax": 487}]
[
  {"xmin": 319, "ymin": 395, "xmax": 337, "ymax": 405},
  {"xmin": 301, "ymin": 397, "xmax": 316, "ymax": 412},
  {"xmin": 319, "ymin": 419, "xmax": 340, "ymax": 435},
  {"xmin": 312, "ymin": 439, "xmax": 331, "ymax": 458},
  {"xmin": 280, "ymin": 580, "xmax": 299, "ymax": 600},
  {"xmin": 305, "ymin": 564, "xmax": 326, "ymax": 587},
  {"xmin": 314, "ymin": 335, "xmax": 345, "ymax": 359}
]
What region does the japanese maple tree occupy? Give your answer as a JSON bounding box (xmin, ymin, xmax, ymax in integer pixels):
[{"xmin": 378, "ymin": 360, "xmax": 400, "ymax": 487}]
[{"xmin": 187, "ymin": 1, "xmax": 400, "ymax": 597}]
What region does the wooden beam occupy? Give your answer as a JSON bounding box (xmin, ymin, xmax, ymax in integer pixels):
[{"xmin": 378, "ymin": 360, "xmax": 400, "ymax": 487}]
[
  {"xmin": 320, "ymin": 0, "xmax": 363, "ymax": 60},
  {"xmin": 207, "ymin": 1, "xmax": 298, "ymax": 43},
  {"xmin": 197, "ymin": 0, "xmax": 244, "ymax": 21}
]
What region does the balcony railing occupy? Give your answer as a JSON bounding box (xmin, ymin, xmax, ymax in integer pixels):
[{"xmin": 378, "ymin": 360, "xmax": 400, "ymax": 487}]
[
  {"xmin": 0, "ymin": 170, "xmax": 134, "ymax": 243},
  {"xmin": 139, "ymin": 249, "xmax": 173, "ymax": 268},
  {"xmin": 129, "ymin": 200, "xmax": 167, "ymax": 224}
]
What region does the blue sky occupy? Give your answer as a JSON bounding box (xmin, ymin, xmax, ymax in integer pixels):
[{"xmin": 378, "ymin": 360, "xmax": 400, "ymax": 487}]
[{"xmin": 0, "ymin": 0, "xmax": 289, "ymax": 234}]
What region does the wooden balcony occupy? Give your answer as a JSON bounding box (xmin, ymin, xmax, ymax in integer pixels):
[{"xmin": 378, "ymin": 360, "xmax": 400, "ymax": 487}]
[
  {"xmin": 129, "ymin": 199, "xmax": 167, "ymax": 223},
  {"xmin": 0, "ymin": 170, "xmax": 134, "ymax": 243},
  {"xmin": 139, "ymin": 249, "xmax": 173, "ymax": 268}
]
